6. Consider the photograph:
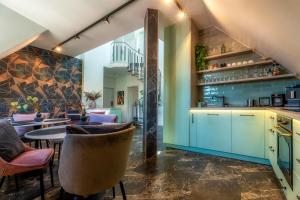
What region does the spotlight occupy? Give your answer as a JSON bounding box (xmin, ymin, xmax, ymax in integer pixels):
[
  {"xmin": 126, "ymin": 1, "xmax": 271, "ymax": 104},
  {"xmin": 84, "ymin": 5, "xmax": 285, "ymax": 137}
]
[
  {"xmin": 74, "ymin": 35, "xmax": 80, "ymax": 40},
  {"xmin": 104, "ymin": 17, "xmax": 110, "ymax": 24},
  {"xmin": 55, "ymin": 46, "xmax": 62, "ymax": 52},
  {"xmin": 164, "ymin": 0, "xmax": 173, "ymax": 4},
  {"xmin": 178, "ymin": 10, "xmax": 185, "ymax": 19}
]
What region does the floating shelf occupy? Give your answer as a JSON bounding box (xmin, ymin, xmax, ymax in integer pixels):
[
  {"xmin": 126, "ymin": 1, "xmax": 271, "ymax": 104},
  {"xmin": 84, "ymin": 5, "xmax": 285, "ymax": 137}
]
[
  {"xmin": 205, "ymin": 49, "xmax": 253, "ymax": 61},
  {"xmin": 197, "ymin": 60, "xmax": 274, "ymax": 74},
  {"xmin": 197, "ymin": 74, "xmax": 296, "ymax": 86}
]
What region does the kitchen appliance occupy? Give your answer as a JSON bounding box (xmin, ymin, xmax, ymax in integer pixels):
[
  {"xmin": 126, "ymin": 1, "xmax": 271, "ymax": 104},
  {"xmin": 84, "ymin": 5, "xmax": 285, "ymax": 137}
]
[
  {"xmin": 276, "ymin": 114, "xmax": 293, "ymax": 189},
  {"xmin": 284, "ymin": 85, "xmax": 300, "ymax": 111},
  {"xmin": 259, "ymin": 97, "xmax": 270, "ymax": 106},
  {"xmin": 247, "ymin": 98, "xmax": 254, "ymax": 107},
  {"xmin": 271, "ymin": 94, "xmax": 285, "ymax": 107}
]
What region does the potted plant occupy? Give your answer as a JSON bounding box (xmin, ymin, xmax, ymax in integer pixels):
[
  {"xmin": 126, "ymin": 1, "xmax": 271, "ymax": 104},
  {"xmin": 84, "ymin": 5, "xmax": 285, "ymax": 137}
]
[
  {"xmin": 195, "ymin": 44, "xmax": 207, "ymax": 71},
  {"xmin": 26, "ymin": 96, "xmax": 42, "ymax": 121},
  {"xmin": 83, "ymin": 91, "xmax": 102, "ymax": 109}
]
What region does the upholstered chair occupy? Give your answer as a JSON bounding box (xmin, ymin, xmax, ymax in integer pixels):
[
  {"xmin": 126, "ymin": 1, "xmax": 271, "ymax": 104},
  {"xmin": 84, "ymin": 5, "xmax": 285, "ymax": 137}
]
[{"xmin": 58, "ymin": 126, "xmax": 135, "ymax": 199}]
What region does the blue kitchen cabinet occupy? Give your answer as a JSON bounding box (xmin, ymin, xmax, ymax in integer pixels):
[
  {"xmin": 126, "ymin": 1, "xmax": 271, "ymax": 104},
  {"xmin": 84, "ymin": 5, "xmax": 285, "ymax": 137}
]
[
  {"xmin": 196, "ymin": 110, "xmax": 232, "ymax": 153},
  {"xmin": 232, "ymin": 110, "xmax": 265, "ymax": 158},
  {"xmin": 189, "ymin": 111, "xmax": 198, "ymax": 147}
]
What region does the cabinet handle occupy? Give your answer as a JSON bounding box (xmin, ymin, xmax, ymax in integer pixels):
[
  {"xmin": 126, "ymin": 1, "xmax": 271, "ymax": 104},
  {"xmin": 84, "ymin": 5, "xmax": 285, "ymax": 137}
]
[
  {"xmin": 240, "ymin": 114, "xmax": 254, "ymax": 117},
  {"xmin": 269, "ymin": 146, "xmax": 274, "ymax": 152},
  {"xmin": 281, "ymin": 186, "xmax": 287, "ymax": 190},
  {"xmin": 207, "ymin": 113, "xmax": 219, "ymax": 116},
  {"xmin": 192, "ymin": 114, "xmax": 194, "ymax": 123},
  {"xmin": 296, "ymin": 196, "xmax": 300, "ymax": 200},
  {"xmin": 270, "ymin": 116, "xmax": 274, "ymax": 120},
  {"xmin": 268, "ymin": 129, "xmax": 274, "ymax": 133},
  {"xmin": 297, "ymin": 159, "xmax": 300, "ymax": 164},
  {"xmin": 296, "ymin": 132, "xmax": 300, "ymax": 136}
]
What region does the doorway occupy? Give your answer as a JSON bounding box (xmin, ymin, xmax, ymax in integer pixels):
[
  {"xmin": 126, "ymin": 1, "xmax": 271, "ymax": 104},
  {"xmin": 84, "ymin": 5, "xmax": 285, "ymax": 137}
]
[
  {"xmin": 127, "ymin": 86, "xmax": 139, "ymax": 122},
  {"xmin": 103, "ymin": 87, "xmax": 114, "ymax": 108}
]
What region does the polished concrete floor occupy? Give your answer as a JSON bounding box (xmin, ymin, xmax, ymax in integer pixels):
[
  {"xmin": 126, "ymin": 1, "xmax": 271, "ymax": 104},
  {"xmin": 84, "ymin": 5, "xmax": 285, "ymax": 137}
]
[{"xmin": 0, "ymin": 128, "xmax": 285, "ymax": 200}]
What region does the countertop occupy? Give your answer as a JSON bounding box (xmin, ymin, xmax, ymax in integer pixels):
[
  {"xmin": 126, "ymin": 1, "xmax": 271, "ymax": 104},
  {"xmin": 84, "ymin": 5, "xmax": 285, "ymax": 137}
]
[{"xmin": 190, "ymin": 107, "xmax": 300, "ymax": 121}]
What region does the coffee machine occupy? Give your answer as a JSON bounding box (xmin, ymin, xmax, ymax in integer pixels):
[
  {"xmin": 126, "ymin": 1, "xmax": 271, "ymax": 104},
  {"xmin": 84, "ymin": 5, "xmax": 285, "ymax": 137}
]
[{"xmin": 284, "ymin": 85, "xmax": 300, "ymax": 111}]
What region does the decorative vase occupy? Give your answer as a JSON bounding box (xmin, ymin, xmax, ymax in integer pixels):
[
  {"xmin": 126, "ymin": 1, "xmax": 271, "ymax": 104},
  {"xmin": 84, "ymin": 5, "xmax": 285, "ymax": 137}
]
[{"xmin": 87, "ymin": 100, "xmax": 96, "ymax": 109}]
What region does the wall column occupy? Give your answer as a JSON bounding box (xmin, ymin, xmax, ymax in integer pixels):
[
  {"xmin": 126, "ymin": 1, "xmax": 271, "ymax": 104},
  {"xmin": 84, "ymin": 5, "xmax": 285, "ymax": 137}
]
[{"xmin": 143, "ymin": 9, "xmax": 158, "ymax": 159}]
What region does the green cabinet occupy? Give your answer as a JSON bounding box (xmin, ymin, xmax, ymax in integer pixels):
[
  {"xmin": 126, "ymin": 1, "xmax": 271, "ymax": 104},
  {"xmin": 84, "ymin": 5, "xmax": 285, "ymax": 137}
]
[
  {"xmin": 265, "ymin": 111, "xmax": 277, "ymax": 161},
  {"xmin": 196, "ymin": 110, "xmax": 232, "ymax": 152},
  {"xmin": 189, "ymin": 111, "xmax": 197, "ymax": 147},
  {"xmin": 232, "ymin": 110, "xmax": 265, "ymax": 158}
]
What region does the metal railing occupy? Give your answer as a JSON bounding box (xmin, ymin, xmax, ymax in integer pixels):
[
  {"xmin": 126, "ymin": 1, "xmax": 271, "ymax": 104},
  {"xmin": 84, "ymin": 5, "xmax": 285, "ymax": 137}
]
[{"xmin": 111, "ymin": 41, "xmax": 144, "ymax": 80}]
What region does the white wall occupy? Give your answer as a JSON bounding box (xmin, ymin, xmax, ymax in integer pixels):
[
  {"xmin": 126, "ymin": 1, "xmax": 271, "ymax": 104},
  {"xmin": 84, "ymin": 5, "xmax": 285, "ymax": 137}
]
[
  {"xmin": 0, "ymin": 4, "xmax": 46, "ymax": 59},
  {"xmin": 114, "ymin": 74, "xmax": 143, "ymax": 122},
  {"xmin": 81, "ymin": 42, "xmax": 111, "ymax": 108}
]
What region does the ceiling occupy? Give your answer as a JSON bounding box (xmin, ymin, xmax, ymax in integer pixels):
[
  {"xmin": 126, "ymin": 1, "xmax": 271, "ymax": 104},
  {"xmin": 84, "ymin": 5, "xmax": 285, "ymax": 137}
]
[{"xmin": 1, "ymin": 0, "xmax": 299, "ymax": 75}]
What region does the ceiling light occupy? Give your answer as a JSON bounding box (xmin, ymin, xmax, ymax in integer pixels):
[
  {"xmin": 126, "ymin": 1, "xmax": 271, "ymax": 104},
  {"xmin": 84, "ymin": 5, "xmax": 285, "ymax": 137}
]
[
  {"xmin": 55, "ymin": 46, "xmax": 62, "ymax": 52},
  {"xmin": 178, "ymin": 10, "xmax": 185, "ymax": 19},
  {"xmin": 74, "ymin": 35, "xmax": 80, "ymax": 40},
  {"xmin": 104, "ymin": 17, "xmax": 110, "ymax": 24},
  {"xmin": 164, "ymin": 0, "xmax": 173, "ymax": 4}
]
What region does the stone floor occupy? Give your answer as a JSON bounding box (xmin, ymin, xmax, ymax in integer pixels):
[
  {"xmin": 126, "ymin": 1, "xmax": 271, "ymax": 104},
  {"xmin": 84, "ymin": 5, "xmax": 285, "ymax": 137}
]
[{"xmin": 0, "ymin": 128, "xmax": 285, "ymax": 200}]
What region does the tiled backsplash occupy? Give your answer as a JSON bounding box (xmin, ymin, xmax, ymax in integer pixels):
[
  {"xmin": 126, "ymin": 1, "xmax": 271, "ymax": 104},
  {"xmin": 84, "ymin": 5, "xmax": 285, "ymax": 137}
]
[{"xmin": 201, "ymin": 79, "xmax": 300, "ymax": 107}]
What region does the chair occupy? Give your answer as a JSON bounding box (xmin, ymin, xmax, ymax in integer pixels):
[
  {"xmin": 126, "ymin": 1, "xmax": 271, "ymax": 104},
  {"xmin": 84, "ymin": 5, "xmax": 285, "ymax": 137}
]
[
  {"xmin": 58, "ymin": 126, "xmax": 135, "ymax": 199},
  {"xmin": 0, "ymin": 145, "xmax": 54, "ymax": 200}
]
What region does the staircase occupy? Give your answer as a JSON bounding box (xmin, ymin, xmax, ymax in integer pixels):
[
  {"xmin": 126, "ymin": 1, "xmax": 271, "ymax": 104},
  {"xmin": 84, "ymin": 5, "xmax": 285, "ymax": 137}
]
[{"xmin": 111, "ymin": 41, "xmax": 144, "ymax": 80}]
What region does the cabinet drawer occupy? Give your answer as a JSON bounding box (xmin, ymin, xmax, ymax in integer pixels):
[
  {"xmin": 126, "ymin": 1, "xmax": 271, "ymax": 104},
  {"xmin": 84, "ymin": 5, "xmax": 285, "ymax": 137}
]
[
  {"xmin": 293, "ymin": 119, "xmax": 300, "ymax": 143},
  {"xmin": 294, "ymin": 138, "xmax": 300, "ymax": 178}
]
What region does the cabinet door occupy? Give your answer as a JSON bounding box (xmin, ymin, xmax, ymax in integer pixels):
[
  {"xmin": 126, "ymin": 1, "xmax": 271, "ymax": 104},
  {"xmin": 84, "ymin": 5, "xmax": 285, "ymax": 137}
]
[
  {"xmin": 232, "ymin": 110, "xmax": 265, "ymax": 158},
  {"xmin": 197, "ymin": 110, "xmax": 231, "ymax": 152},
  {"xmin": 189, "ymin": 111, "xmax": 198, "ymax": 147},
  {"xmin": 265, "ymin": 112, "xmax": 277, "ymax": 160}
]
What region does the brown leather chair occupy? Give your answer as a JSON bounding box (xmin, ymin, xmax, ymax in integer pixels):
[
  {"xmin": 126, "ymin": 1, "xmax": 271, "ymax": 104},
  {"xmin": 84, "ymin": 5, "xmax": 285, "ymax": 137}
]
[{"xmin": 58, "ymin": 126, "xmax": 135, "ymax": 199}]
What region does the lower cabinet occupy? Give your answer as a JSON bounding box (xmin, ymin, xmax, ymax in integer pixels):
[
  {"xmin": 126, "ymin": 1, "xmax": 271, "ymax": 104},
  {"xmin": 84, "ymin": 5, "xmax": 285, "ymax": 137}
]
[
  {"xmin": 196, "ymin": 110, "xmax": 231, "ymax": 152},
  {"xmin": 232, "ymin": 110, "xmax": 265, "ymax": 158}
]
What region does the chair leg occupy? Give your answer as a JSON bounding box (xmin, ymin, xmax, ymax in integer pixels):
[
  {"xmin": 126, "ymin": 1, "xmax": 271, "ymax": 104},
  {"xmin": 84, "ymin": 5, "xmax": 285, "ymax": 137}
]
[
  {"xmin": 49, "ymin": 159, "xmax": 54, "ymax": 187},
  {"xmin": 59, "ymin": 187, "xmax": 64, "ymax": 199},
  {"xmin": 0, "ymin": 177, "xmax": 5, "ymax": 189},
  {"xmin": 112, "ymin": 186, "xmax": 116, "ymax": 198},
  {"xmin": 119, "ymin": 181, "xmax": 127, "ymax": 200},
  {"xmin": 39, "ymin": 169, "xmax": 45, "ymax": 200},
  {"xmin": 58, "ymin": 143, "xmax": 61, "ymax": 161},
  {"xmin": 15, "ymin": 175, "xmax": 19, "ymax": 191}
]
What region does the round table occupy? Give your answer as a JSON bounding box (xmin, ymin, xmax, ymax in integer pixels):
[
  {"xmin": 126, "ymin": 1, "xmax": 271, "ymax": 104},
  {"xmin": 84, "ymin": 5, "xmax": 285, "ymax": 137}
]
[{"xmin": 11, "ymin": 118, "xmax": 71, "ymax": 127}]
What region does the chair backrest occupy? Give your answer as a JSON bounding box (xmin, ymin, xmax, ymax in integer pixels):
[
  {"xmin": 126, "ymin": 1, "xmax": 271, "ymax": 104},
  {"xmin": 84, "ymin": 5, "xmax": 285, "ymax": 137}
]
[{"xmin": 58, "ymin": 126, "xmax": 135, "ymax": 196}]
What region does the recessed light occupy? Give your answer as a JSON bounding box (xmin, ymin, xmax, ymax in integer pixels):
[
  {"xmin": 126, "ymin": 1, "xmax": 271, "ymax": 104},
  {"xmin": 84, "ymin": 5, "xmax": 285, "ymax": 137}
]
[
  {"xmin": 104, "ymin": 17, "xmax": 110, "ymax": 24},
  {"xmin": 178, "ymin": 10, "xmax": 185, "ymax": 19},
  {"xmin": 74, "ymin": 35, "xmax": 80, "ymax": 40},
  {"xmin": 164, "ymin": 0, "xmax": 173, "ymax": 4},
  {"xmin": 55, "ymin": 46, "xmax": 62, "ymax": 52}
]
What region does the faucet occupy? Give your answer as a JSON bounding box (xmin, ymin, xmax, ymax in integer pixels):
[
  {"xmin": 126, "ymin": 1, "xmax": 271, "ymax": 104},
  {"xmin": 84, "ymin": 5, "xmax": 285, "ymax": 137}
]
[{"xmin": 211, "ymin": 95, "xmax": 225, "ymax": 107}]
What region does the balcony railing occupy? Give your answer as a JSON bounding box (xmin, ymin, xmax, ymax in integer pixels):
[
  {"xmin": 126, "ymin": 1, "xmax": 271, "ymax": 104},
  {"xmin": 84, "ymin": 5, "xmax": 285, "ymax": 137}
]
[{"xmin": 111, "ymin": 41, "xmax": 144, "ymax": 80}]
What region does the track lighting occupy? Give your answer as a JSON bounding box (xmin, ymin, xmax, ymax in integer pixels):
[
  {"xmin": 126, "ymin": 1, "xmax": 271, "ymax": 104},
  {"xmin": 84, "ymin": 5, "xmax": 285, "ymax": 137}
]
[
  {"xmin": 74, "ymin": 35, "xmax": 80, "ymax": 40},
  {"xmin": 55, "ymin": 46, "xmax": 62, "ymax": 52},
  {"xmin": 104, "ymin": 17, "xmax": 110, "ymax": 24}
]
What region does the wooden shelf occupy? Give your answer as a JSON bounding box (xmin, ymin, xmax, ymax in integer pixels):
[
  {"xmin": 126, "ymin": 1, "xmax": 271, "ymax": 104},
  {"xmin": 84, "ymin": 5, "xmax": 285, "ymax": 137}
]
[
  {"xmin": 205, "ymin": 49, "xmax": 253, "ymax": 61},
  {"xmin": 197, "ymin": 60, "xmax": 273, "ymax": 74},
  {"xmin": 197, "ymin": 74, "xmax": 296, "ymax": 86}
]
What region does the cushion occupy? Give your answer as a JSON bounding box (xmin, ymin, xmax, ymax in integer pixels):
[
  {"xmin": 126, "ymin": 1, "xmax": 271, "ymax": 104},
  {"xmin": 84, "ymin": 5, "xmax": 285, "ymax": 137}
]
[
  {"xmin": 11, "ymin": 148, "xmax": 54, "ymax": 167},
  {"xmin": 12, "ymin": 113, "xmax": 36, "ymax": 122},
  {"xmin": 0, "ymin": 119, "xmax": 25, "ymax": 161},
  {"xmin": 89, "ymin": 114, "xmax": 117, "ymax": 123},
  {"xmin": 89, "ymin": 112, "xmax": 105, "ymax": 115}
]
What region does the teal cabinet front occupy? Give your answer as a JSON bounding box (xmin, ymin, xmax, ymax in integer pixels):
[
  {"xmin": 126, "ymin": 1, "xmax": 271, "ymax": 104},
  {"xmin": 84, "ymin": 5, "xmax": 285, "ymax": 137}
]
[
  {"xmin": 232, "ymin": 110, "xmax": 265, "ymax": 158},
  {"xmin": 196, "ymin": 110, "xmax": 232, "ymax": 152},
  {"xmin": 265, "ymin": 111, "xmax": 277, "ymax": 161},
  {"xmin": 189, "ymin": 111, "xmax": 197, "ymax": 147}
]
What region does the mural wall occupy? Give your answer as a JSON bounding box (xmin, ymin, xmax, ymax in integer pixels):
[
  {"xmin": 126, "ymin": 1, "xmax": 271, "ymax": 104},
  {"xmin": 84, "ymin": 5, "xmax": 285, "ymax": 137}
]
[{"xmin": 0, "ymin": 46, "xmax": 82, "ymax": 117}]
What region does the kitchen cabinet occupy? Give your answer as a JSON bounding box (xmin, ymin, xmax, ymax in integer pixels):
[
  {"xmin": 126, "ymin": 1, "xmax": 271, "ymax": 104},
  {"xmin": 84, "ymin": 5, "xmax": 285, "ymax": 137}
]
[
  {"xmin": 196, "ymin": 110, "xmax": 232, "ymax": 152},
  {"xmin": 189, "ymin": 111, "xmax": 198, "ymax": 147},
  {"xmin": 232, "ymin": 110, "xmax": 265, "ymax": 158},
  {"xmin": 265, "ymin": 111, "xmax": 277, "ymax": 161}
]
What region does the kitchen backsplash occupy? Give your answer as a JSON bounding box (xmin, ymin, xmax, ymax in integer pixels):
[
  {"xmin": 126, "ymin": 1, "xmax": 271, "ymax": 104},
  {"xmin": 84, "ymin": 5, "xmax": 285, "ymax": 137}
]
[{"xmin": 201, "ymin": 79, "xmax": 300, "ymax": 107}]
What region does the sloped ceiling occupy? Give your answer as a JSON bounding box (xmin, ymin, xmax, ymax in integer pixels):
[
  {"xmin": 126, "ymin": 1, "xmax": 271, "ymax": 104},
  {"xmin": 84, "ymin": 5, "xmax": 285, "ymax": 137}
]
[
  {"xmin": 196, "ymin": 0, "xmax": 300, "ymax": 75},
  {"xmin": 0, "ymin": 0, "xmax": 178, "ymax": 56},
  {"xmin": 1, "ymin": 0, "xmax": 299, "ymax": 75}
]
